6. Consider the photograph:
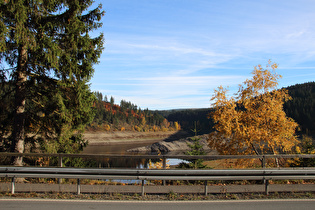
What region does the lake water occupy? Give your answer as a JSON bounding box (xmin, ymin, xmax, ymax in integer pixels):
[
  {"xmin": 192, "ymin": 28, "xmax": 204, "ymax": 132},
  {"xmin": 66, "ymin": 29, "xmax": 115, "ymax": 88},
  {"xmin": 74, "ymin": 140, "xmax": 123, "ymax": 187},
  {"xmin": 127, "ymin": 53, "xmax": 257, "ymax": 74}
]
[{"xmin": 82, "ymin": 139, "xmax": 160, "ymax": 155}]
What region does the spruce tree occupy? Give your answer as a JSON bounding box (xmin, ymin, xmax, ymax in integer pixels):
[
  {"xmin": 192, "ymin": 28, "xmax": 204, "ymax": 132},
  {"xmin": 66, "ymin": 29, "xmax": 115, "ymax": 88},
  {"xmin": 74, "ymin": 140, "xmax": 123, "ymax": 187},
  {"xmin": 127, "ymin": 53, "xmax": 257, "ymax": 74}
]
[{"xmin": 0, "ymin": 0, "xmax": 104, "ymax": 165}]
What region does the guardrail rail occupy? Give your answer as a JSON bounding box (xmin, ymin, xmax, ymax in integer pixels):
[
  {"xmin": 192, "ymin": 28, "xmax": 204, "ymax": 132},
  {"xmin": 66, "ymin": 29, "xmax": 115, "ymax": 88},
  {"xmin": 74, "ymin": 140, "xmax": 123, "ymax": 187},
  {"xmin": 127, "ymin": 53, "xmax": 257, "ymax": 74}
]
[
  {"xmin": 1, "ymin": 153, "xmax": 315, "ymax": 168},
  {"xmin": 1, "ymin": 167, "xmax": 315, "ymax": 196}
]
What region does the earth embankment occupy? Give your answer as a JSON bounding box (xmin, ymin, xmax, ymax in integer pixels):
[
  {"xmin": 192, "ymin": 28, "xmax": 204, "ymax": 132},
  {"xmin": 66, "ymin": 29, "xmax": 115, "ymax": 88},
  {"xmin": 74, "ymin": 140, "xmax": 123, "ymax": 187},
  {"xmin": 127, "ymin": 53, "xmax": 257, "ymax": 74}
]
[
  {"xmin": 83, "ymin": 131, "xmax": 214, "ymax": 154},
  {"xmin": 83, "ymin": 131, "xmax": 183, "ymax": 145}
]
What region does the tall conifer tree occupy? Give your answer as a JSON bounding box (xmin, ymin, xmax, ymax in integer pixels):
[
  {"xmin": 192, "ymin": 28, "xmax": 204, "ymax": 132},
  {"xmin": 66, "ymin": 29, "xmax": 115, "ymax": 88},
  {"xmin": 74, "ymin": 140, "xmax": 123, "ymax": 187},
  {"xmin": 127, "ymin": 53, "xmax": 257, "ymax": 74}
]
[{"xmin": 0, "ymin": 0, "xmax": 104, "ymax": 165}]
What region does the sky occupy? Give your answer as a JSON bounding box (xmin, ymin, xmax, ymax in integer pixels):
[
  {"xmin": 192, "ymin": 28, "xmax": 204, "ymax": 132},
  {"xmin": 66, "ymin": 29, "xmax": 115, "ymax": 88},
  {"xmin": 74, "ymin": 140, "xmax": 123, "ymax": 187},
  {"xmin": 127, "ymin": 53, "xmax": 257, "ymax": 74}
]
[{"xmin": 90, "ymin": 0, "xmax": 315, "ymax": 110}]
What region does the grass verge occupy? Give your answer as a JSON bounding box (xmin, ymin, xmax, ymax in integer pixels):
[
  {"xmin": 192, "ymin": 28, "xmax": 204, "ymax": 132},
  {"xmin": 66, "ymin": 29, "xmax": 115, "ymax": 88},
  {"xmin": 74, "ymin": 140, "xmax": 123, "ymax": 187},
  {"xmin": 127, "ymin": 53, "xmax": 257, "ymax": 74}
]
[{"xmin": 0, "ymin": 191, "xmax": 314, "ymax": 201}]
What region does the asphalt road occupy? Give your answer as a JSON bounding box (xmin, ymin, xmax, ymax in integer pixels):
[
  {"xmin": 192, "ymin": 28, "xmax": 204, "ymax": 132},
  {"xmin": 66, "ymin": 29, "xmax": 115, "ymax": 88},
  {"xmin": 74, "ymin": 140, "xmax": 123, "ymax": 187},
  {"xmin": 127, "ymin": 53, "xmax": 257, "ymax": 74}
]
[{"xmin": 1, "ymin": 199, "xmax": 315, "ymax": 210}]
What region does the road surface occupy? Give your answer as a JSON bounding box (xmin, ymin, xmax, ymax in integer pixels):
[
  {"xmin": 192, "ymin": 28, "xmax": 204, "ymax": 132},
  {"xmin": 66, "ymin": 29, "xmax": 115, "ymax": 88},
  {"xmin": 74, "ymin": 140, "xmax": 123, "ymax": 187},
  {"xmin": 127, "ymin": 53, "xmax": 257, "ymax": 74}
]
[{"xmin": 1, "ymin": 199, "xmax": 314, "ymax": 210}]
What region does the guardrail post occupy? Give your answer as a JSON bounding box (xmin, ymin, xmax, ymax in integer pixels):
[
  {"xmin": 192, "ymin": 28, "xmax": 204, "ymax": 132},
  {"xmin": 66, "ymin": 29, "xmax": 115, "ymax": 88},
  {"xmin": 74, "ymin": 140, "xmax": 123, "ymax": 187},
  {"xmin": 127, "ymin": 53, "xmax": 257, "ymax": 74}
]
[
  {"xmin": 265, "ymin": 179, "xmax": 269, "ymax": 195},
  {"xmin": 77, "ymin": 179, "xmax": 81, "ymax": 195},
  {"xmin": 58, "ymin": 155, "xmax": 63, "ymax": 167},
  {"xmin": 58, "ymin": 155, "xmax": 63, "ymax": 184},
  {"xmin": 204, "ymin": 180, "xmax": 208, "ymax": 196},
  {"xmin": 11, "ymin": 177, "xmax": 15, "ymax": 194},
  {"xmin": 141, "ymin": 180, "xmax": 145, "ymax": 196},
  {"xmin": 262, "ymin": 155, "xmax": 266, "ymax": 168},
  {"xmin": 163, "ymin": 157, "xmax": 166, "ymax": 186}
]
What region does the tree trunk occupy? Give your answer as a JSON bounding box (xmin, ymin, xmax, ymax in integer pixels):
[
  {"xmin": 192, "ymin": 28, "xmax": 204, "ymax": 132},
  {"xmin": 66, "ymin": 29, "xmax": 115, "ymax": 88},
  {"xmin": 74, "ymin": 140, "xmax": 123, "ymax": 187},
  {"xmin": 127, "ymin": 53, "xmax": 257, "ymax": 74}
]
[
  {"xmin": 271, "ymin": 147, "xmax": 280, "ymax": 168},
  {"xmin": 12, "ymin": 44, "xmax": 27, "ymax": 166},
  {"xmin": 251, "ymin": 143, "xmax": 264, "ymax": 166}
]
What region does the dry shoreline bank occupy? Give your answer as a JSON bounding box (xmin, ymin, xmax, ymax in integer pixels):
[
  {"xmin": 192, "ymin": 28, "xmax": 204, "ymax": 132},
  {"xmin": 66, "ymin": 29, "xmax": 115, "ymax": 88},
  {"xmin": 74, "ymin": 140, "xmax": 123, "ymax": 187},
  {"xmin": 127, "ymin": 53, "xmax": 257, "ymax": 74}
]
[{"xmin": 83, "ymin": 131, "xmax": 179, "ymax": 145}]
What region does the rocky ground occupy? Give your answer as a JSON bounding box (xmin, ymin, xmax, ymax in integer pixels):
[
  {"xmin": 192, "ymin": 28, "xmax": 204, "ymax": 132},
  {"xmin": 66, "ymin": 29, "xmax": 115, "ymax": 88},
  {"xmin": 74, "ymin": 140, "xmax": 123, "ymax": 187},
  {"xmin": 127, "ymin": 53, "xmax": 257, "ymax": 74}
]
[{"xmin": 127, "ymin": 134, "xmax": 214, "ymax": 154}]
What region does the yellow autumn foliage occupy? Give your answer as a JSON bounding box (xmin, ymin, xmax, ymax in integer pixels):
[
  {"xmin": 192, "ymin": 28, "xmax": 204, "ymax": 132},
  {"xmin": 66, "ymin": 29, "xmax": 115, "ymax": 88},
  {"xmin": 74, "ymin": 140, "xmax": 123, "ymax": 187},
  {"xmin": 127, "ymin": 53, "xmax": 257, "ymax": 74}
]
[
  {"xmin": 103, "ymin": 124, "xmax": 110, "ymax": 131},
  {"xmin": 209, "ymin": 61, "xmax": 299, "ymax": 159},
  {"xmin": 174, "ymin": 121, "xmax": 181, "ymax": 131},
  {"xmin": 148, "ymin": 151, "xmax": 170, "ymax": 169}
]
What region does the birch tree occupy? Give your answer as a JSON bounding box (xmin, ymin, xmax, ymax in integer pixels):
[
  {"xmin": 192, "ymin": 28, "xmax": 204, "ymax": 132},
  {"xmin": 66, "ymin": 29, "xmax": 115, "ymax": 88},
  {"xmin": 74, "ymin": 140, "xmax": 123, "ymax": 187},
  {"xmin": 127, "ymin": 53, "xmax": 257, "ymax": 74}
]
[{"xmin": 208, "ymin": 61, "xmax": 299, "ymax": 166}]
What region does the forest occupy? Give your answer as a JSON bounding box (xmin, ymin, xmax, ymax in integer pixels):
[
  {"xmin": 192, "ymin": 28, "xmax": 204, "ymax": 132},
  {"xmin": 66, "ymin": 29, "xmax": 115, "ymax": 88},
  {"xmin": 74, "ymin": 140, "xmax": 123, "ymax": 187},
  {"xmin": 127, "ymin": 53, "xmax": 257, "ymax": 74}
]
[
  {"xmin": 87, "ymin": 91, "xmax": 180, "ymax": 132},
  {"xmin": 283, "ymin": 82, "xmax": 315, "ymax": 136}
]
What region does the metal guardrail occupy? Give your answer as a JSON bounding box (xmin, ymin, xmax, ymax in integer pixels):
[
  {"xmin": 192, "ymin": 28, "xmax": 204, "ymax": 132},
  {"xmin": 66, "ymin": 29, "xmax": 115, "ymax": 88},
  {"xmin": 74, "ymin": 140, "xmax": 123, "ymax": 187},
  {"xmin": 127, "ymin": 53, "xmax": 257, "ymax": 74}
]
[
  {"xmin": 1, "ymin": 167, "xmax": 315, "ymax": 196},
  {"xmin": 2, "ymin": 152, "xmax": 315, "ymax": 159}
]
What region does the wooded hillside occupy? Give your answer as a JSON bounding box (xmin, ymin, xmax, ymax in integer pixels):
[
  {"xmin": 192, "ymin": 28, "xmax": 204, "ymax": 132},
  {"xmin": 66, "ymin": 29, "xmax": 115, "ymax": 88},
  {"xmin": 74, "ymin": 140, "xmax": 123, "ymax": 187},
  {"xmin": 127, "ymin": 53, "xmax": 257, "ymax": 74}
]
[
  {"xmin": 87, "ymin": 92, "xmax": 179, "ymax": 132},
  {"xmin": 284, "ymin": 82, "xmax": 315, "ymax": 136}
]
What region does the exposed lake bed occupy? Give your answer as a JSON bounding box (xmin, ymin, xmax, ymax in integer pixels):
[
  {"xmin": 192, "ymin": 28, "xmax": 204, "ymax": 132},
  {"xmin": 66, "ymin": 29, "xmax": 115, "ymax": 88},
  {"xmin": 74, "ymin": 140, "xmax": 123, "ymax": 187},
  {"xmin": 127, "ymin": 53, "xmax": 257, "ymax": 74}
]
[
  {"xmin": 81, "ymin": 130, "xmax": 205, "ymax": 168},
  {"xmin": 82, "ymin": 130, "xmax": 190, "ymax": 154}
]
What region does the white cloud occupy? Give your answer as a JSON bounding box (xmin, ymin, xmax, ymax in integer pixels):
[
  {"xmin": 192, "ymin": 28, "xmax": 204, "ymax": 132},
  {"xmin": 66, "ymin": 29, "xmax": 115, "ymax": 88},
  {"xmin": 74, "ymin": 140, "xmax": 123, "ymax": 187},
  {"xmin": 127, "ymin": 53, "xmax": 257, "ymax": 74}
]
[
  {"xmin": 285, "ymin": 31, "xmax": 306, "ymax": 39},
  {"xmin": 92, "ymin": 75, "xmax": 247, "ymax": 110}
]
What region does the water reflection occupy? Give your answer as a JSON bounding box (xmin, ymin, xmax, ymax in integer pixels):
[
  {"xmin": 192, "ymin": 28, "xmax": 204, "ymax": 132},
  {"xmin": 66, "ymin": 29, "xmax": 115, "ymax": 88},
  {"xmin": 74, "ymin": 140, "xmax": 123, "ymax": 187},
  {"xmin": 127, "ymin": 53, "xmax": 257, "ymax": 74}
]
[
  {"xmin": 77, "ymin": 155, "xmax": 186, "ymax": 169},
  {"xmin": 82, "ymin": 139, "xmax": 161, "ymax": 155}
]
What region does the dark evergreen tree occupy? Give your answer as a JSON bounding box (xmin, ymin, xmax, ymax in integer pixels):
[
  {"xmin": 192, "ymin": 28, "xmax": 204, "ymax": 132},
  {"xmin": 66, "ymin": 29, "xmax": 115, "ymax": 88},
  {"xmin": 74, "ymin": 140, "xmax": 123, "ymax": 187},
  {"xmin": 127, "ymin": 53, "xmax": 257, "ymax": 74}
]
[
  {"xmin": 110, "ymin": 96, "xmax": 115, "ymax": 106},
  {"xmin": 0, "ymin": 0, "xmax": 104, "ymax": 165},
  {"xmin": 177, "ymin": 136, "xmax": 207, "ymax": 169}
]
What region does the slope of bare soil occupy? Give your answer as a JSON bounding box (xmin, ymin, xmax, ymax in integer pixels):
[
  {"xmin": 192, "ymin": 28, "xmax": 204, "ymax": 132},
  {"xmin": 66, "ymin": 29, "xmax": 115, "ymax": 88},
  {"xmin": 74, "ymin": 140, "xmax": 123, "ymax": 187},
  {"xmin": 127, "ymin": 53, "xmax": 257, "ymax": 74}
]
[{"xmin": 83, "ymin": 131, "xmax": 179, "ymax": 145}]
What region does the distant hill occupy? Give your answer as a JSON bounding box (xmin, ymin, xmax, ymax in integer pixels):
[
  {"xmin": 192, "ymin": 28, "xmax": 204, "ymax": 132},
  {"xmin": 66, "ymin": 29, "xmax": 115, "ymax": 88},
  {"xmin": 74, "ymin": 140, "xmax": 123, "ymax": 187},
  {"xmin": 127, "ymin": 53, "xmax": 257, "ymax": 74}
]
[
  {"xmin": 160, "ymin": 82, "xmax": 315, "ymax": 136},
  {"xmin": 283, "ymin": 82, "xmax": 315, "ymax": 136},
  {"xmin": 158, "ymin": 108, "xmax": 214, "ymax": 135}
]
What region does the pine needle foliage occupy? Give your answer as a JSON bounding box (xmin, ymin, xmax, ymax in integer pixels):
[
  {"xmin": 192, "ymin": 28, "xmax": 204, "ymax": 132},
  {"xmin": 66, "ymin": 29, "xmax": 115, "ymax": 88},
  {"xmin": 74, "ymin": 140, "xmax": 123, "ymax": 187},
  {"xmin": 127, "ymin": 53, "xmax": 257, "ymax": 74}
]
[{"xmin": 0, "ymin": 0, "xmax": 104, "ymax": 165}]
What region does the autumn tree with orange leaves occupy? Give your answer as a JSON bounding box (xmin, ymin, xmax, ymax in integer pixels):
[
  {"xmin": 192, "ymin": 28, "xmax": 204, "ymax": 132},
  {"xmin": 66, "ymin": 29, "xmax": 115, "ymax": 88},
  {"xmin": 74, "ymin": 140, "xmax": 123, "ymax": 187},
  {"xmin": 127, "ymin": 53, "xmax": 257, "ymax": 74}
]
[{"xmin": 208, "ymin": 61, "xmax": 299, "ymax": 166}]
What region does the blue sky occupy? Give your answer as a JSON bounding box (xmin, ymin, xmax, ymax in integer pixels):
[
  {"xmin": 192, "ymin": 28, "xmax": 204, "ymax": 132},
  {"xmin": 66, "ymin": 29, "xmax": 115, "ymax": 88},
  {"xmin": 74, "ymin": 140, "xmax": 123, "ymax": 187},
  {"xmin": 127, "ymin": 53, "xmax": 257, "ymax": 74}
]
[{"xmin": 90, "ymin": 0, "xmax": 315, "ymax": 110}]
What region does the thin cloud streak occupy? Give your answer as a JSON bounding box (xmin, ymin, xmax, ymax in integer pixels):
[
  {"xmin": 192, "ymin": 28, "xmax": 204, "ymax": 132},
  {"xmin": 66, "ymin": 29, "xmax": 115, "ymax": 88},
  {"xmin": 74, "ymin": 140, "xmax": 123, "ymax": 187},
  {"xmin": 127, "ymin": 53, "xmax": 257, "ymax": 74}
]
[{"xmin": 92, "ymin": 75, "xmax": 247, "ymax": 110}]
